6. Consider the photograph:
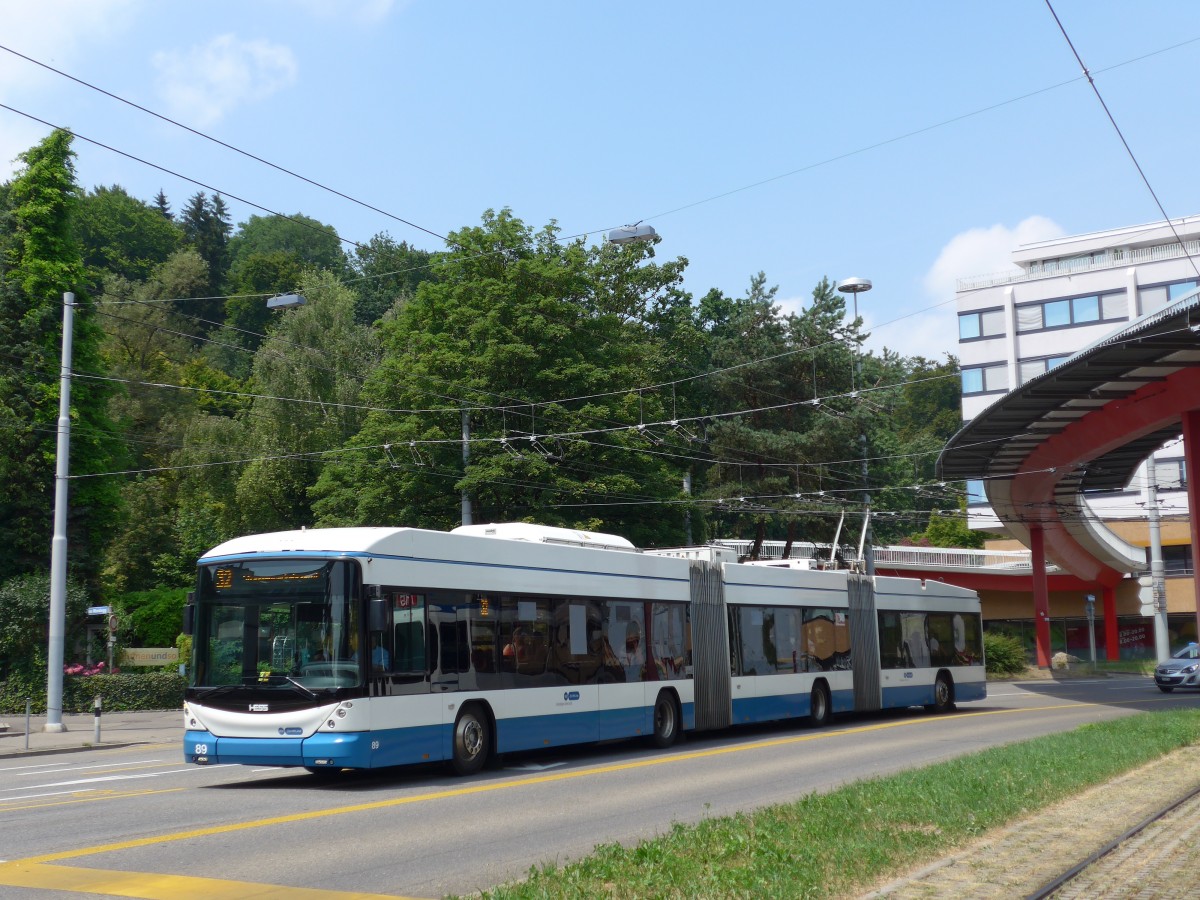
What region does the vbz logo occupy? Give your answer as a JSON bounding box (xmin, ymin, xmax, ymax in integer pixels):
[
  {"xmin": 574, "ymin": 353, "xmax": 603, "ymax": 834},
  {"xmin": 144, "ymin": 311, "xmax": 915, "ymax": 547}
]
[{"xmin": 563, "ymin": 690, "xmax": 580, "ymax": 701}]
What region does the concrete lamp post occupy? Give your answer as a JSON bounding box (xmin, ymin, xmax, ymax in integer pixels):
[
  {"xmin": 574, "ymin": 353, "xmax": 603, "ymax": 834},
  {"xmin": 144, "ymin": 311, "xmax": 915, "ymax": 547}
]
[{"xmin": 837, "ymin": 277, "xmax": 874, "ymax": 577}]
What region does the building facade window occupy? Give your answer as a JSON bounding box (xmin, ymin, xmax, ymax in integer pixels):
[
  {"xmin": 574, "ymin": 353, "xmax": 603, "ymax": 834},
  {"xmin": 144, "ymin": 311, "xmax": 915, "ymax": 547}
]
[
  {"xmin": 1153, "ymin": 458, "xmax": 1186, "ymax": 491},
  {"xmin": 958, "ymin": 307, "xmax": 1006, "ymax": 341},
  {"xmin": 1018, "ymin": 354, "xmax": 1072, "ymax": 385},
  {"xmin": 961, "ymin": 363, "xmax": 1008, "ymax": 395},
  {"xmin": 1015, "ymin": 292, "xmax": 1126, "ymax": 333},
  {"xmin": 1139, "ymin": 280, "xmax": 1198, "ymax": 316},
  {"xmin": 966, "ymin": 479, "xmax": 987, "ymax": 506}
]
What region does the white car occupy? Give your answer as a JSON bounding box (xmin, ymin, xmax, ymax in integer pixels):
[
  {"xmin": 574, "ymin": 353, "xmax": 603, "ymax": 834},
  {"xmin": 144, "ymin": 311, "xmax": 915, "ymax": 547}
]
[{"xmin": 1154, "ymin": 643, "xmax": 1200, "ymax": 693}]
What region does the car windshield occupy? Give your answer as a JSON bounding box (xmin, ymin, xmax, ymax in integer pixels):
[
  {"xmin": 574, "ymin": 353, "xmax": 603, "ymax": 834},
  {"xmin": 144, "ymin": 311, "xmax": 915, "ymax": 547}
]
[{"xmin": 1171, "ymin": 644, "xmax": 1200, "ymax": 660}]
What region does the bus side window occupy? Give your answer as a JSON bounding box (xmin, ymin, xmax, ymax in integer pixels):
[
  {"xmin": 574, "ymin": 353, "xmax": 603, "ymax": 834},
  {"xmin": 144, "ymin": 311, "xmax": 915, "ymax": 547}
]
[{"xmin": 393, "ymin": 621, "xmax": 426, "ymax": 674}]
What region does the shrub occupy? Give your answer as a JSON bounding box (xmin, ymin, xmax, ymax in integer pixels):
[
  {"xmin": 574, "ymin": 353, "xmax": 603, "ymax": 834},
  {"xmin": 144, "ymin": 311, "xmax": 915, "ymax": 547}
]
[
  {"xmin": 118, "ymin": 586, "xmax": 189, "ymax": 647},
  {"xmin": 984, "ymin": 631, "xmax": 1028, "ymax": 676},
  {"xmin": 0, "ymin": 671, "xmax": 185, "ymax": 714}
]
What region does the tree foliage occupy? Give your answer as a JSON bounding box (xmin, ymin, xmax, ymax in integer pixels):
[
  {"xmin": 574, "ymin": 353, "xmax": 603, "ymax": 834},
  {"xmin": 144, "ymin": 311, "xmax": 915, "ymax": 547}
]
[
  {"xmin": 0, "ymin": 131, "xmax": 979, "ymax": 662},
  {"xmin": 0, "ymin": 130, "xmax": 123, "ymax": 585}
]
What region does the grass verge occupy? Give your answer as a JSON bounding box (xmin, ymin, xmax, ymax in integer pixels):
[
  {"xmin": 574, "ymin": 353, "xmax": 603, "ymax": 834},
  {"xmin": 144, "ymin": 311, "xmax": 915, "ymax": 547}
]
[{"xmin": 471, "ymin": 709, "xmax": 1200, "ymax": 900}]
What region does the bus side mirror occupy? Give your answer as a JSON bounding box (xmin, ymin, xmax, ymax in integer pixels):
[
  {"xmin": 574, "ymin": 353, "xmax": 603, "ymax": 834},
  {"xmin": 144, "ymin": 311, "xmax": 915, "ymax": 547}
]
[
  {"xmin": 369, "ymin": 596, "xmax": 389, "ymax": 632},
  {"xmin": 183, "ymin": 592, "xmax": 195, "ymax": 636}
]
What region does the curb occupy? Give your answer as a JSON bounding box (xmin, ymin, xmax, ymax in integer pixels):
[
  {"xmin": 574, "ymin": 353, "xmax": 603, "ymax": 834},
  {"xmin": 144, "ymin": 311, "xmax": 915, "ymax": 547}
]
[{"xmin": 0, "ymin": 741, "xmax": 150, "ymax": 760}]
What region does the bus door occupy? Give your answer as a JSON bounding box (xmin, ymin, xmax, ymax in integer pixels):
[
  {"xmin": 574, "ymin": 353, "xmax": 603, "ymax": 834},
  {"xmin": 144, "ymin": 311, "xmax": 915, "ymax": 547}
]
[{"xmin": 430, "ymin": 603, "xmax": 471, "ymax": 694}]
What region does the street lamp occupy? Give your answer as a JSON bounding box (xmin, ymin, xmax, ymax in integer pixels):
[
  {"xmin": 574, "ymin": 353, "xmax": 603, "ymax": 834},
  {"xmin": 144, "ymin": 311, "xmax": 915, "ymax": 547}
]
[
  {"xmin": 837, "ymin": 277, "xmax": 874, "ymax": 577},
  {"xmin": 266, "ymin": 293, "xmax": 306, "ymax": 309},
  {"xmin": 606, "ymin": 224, "xmax": 658, "ymax": 245}
]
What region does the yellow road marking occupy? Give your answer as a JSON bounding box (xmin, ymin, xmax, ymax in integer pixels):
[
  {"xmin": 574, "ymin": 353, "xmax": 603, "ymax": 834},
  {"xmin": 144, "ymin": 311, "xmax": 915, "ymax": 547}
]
[{"xmin": 0, "ymin": 862, "xmax": 423, "ymax": 899}]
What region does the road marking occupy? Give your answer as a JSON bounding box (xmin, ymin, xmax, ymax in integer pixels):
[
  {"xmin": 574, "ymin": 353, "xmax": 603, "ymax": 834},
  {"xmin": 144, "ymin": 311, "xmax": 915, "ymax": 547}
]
[
  {"xmin": 0, "ymin": 861, "xmax": 424, "ymax": 899},
  {"xmin": 0, "ymin": 787, "xmax": 183, "ymax": 813},
  {"xmin": 2, "ymin": 757, "xmax": 167, "ymax": 775},
  {"xmin": 2, "ymin": 763, "xmax": 234, "ymax": 796},
  {"xmin": 12, "ymin": 695, "xmax": 1166, "ymax": 868}
]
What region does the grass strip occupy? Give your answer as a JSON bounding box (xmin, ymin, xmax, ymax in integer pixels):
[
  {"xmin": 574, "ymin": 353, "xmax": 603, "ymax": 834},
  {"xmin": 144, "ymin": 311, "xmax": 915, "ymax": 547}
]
[{"xmin": 471, "ymin": 709, "xmax": 1200, "ymax": 900}]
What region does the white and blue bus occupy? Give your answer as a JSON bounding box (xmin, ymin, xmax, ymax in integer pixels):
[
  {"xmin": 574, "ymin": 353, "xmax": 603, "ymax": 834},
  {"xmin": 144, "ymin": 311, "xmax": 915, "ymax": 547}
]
[{"xmin": 183, "ymin": 523, "xmax": 985, "ymax": 775}]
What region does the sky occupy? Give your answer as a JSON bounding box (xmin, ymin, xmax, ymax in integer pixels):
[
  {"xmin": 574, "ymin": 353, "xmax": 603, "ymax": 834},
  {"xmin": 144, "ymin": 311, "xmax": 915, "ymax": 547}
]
[{"xmin": 3, "ymin": 0, "xmax": 1200, "ymax": 361}]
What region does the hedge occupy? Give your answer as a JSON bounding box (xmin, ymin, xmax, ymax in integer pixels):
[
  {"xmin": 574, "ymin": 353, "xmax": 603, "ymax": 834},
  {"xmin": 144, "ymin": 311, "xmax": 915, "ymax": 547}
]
[{"xmin": 0, "ymin": 672, "xmax": 185, "ymax": 715}]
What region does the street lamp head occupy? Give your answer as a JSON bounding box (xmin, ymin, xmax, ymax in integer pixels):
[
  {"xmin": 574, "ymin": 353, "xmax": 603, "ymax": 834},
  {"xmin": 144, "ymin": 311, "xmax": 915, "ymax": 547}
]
[
  {"xmin": 267, "ymin": 293, "xmax": 307, "ymax": 310},
  {"xmin": 606, "ymin": 224, "xmax": 658, "ymax": 245},
  {"xmin": 837, "ymin": 277, "xmax": 872, "ymax": 295}
]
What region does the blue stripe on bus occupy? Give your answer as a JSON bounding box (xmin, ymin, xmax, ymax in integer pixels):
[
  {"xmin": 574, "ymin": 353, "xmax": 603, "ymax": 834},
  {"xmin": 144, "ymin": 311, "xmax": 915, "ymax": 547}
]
[{"xmin": 728, "ymin": 689, "xmax": 850, "ymax": 724}]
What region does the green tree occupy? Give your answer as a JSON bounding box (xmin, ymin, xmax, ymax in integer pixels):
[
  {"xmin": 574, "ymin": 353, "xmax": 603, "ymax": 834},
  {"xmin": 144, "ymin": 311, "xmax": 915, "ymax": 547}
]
[
  {"xmin": 0, "ymin": 572, "xmax": 89, "ymax": 681},
  {"xmin": 234, "ymin": 269, "xmax": 379, "ymax": 532},
  {"xmin": 0, "ymin": 129, "xmax": 123, "ymax": 585},
  {"xmin": 223, "ymin": 213, "xmax": 347, "ymax": 349},
  {"xmin": 178, "ymin": 191, "xmax": 232, "ymax": 325},
  {"xmin": 97, "ymin": 248, "xmax": 241, "ymax": 592},
  {"xmin": 350, "ymin": 234, "xmax": 434, "ymax": 324},
  {"xmin": 73, "ymin": 185, "xmax": 181, "ymax": 284},
  {"xmin": 698, "ymin": 275, "xmax": 860, "ymax": 554},
  {"xmin": 314, "ymin": 209, "xmax": 693, "ymax": 547}
]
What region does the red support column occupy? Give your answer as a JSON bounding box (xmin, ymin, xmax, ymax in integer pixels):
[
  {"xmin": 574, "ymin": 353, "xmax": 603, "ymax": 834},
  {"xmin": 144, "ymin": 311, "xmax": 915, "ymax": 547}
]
[
  {"xmin": 1184, "ymin": 410, "xmax": 1200, "ymax": 644},
  {"xmin": 1030, "ymin": 523, "xmax": 1052, "ymax": 667},
  {"xmin": 1103, "ymin": 585, "xmax": 1118, "ymax": 661}
]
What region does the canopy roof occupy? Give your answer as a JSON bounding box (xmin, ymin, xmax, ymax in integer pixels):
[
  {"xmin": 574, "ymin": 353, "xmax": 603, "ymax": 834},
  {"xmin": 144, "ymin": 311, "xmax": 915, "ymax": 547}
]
[{"xmin": 938, "ymin": 290, "xmax": 1200, "ymax": 585}]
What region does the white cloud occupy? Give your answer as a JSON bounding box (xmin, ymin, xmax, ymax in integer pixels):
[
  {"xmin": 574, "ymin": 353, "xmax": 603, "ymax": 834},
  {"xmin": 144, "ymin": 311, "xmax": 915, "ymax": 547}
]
[
  {"xmin": 862, "ymin": 308, "xmax": 959, "ymax": 361},
  {"xmin": 0, "ymin": 0, "xmax": 139, "ymax": 177},
  {"xmin": 153, "ymin": 35, "xmax": 298, "ymax": 127},
  {"xmin": 922, "ymin": 216, "xmax": 1065, "ymax": 301}
]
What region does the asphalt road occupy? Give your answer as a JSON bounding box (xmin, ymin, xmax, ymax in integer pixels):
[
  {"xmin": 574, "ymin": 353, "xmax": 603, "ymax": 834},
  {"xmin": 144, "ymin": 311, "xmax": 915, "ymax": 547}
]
[{"xmin": 1, "ymin": 676, "xmax": 1193, "ymax": 899}]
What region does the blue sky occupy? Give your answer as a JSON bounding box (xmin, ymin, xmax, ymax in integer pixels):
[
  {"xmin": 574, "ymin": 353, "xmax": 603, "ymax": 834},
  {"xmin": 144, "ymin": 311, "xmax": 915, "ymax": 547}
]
[{"xmin": 3, "ymin": 0, "xmax": 1199, "ymax": 360}]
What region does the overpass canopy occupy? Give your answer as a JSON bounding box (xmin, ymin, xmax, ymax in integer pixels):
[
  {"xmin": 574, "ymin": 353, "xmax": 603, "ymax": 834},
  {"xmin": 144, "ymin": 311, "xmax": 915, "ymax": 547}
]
[{"xmin": 938, "ymin": 289, "xmax": 1200, "ymax": 586}]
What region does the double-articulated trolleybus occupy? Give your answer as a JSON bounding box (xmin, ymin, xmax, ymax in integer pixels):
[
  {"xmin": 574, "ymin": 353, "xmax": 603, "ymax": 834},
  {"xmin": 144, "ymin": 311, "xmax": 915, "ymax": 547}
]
[{"xmin": 183, "ymin": 523, "xmax": 985, "ymax": 775}]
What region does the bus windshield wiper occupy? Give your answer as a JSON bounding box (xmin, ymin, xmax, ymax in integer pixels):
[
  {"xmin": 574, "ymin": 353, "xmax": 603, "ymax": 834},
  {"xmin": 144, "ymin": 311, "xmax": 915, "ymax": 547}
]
[{"xmin": 283, "ymin": 676, "xmax": 317, "ymax": 698}]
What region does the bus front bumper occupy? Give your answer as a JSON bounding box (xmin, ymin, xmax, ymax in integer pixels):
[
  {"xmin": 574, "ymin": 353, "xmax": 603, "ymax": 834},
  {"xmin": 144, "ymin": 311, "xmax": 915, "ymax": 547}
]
[{"xmin": 184, "ymin": 729, "xmax": 374, "ymax": 769}]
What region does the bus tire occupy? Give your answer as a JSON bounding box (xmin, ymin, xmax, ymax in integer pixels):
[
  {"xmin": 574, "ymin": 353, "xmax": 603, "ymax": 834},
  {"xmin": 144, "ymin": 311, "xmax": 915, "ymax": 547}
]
[
  {"xmin": 809, "ymin": 681, "xmax": 831, "ymax": 727},
  {"xmin": 650, "ymin": 691, "xmax": 679, "ymax": 748},
  {"xmin": 451, "ymin": 705, "xmax": 490, "ymax": 776},
  {"xmin": 926, "ymin": 672, "xmax": 955, "ymax": 713}
]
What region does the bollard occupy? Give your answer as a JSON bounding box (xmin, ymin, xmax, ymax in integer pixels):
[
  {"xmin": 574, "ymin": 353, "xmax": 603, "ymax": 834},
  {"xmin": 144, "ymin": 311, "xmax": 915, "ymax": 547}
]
[
  {"xmin": 93, "ymin": 695, "xmax": 102, "ymax": 744},
  {"xmin": 25, "ymin": 698, "xmax": 31, "ymax": 750}
]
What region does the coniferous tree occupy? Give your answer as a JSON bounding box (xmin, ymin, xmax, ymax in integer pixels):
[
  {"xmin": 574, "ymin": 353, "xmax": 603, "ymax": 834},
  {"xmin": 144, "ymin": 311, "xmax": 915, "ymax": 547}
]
[{"xmin": 153, "ymin": 189, "xmax": 172, "ymax": 220}]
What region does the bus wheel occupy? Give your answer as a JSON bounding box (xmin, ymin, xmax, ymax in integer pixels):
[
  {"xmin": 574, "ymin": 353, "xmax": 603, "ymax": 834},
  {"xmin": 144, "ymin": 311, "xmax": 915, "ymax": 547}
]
[
  {"xmin": 809, "ymin": 682, "xmax": 831, "ymax": 727},
  {"xmin": 650, "ymin": 692, "xmax": 679, "ymax": 748},
  {"xmin": 451, "ymin": 706, "xmax": 490, "ymax": 776},
  {"xmin": 926, "ymin": 673, "xmax": 955, "ymax": 713}
]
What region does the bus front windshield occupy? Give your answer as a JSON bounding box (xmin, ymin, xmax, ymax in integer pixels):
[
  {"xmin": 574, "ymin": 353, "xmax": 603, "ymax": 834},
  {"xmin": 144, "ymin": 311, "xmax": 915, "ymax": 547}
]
[{"xmin": 193, "ymin": 559, "xmax": 361, "ymax": 691}]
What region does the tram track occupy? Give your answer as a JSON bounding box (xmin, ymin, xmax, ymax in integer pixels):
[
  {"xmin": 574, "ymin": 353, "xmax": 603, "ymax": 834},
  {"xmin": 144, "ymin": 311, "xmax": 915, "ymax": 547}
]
[{"xmin": 1029, "ymin": 779, "xmax": 1200, "ymax": 900}]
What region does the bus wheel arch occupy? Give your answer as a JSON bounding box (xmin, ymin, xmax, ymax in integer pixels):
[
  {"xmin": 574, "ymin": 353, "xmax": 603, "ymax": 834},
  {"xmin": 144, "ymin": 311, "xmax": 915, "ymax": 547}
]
[
  {"xmin": 926, "ymin": 670, "xmax": 955, "ymax": 713},
  {"xmin": 650, "ymin": 689, "xmax": 680, "ymax": 748},
  {"xmin": 809, "ymin": 679, "xmax": 832, "ymax": 727},
  {"xmin": 451, "ymin": 702, "xmax": 493, "ymax": 775}
]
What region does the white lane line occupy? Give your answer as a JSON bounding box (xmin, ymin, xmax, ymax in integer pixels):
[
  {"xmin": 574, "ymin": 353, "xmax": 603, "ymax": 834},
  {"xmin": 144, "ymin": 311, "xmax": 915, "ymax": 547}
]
[
  {"xmin": 1, "ymin": 758, "xmax": 167, "ymax": 776},
  {"xmin": 2, "ymin": 764, "xmax": 237, "ymax": 795}
]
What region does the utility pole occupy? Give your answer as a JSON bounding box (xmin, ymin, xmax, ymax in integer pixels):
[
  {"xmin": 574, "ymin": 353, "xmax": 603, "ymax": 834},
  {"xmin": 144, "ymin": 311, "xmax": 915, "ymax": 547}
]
[
  {"xmin": 45, "ymin": 292, "xmax": 74, "ymax": 733},
  {"xmin": 1146, "ymin": 460, "xmax": 1169, "ymax": 660},
  {"xmin": 461, "ymin": 407, "xmax": 472, "ymax": 526}
]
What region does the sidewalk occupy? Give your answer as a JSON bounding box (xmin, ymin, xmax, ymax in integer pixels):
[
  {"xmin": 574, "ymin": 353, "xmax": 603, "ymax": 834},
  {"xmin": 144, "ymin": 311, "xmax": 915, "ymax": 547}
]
[{"xmin": 0, "ymin": 707, "xmax": 181, "ymax": 758}]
